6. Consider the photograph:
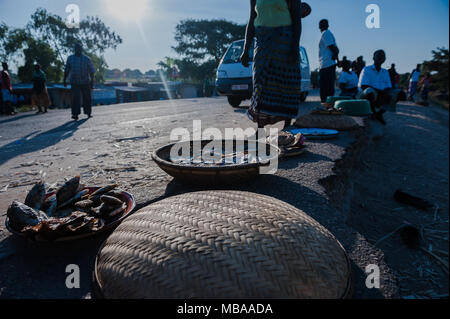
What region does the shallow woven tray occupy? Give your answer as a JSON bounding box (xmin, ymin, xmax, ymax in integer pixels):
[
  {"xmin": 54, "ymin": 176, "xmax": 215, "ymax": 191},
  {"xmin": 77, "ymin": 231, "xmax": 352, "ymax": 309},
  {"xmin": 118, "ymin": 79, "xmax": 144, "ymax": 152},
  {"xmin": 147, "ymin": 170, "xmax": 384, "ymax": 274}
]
[
  {"xmin": 152, "ymin": 140, "xmax": 280, "ymax": 185},
  {"xmin": 94, "ymin": 191, "xmax": 353, "ymax": 299}
]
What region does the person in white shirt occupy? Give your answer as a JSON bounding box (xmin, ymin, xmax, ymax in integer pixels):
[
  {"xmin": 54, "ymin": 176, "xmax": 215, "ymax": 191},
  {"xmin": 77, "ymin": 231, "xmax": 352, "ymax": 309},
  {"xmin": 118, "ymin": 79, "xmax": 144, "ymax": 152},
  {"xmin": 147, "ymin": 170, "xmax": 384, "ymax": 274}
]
[
  {"xmin": 338, "ymin": 59, "xmax": 359, "ymax": 98},
  {"xmin": 408, "ymin": 64, "xmax": 422, "ymax": 101},
  {"xmin": 358, "ymin": 50, "xmax": 397, "ymax": 125},
  {"xmin": 318, "ymin": 19, "xmax": 339, "ymax": 103}
]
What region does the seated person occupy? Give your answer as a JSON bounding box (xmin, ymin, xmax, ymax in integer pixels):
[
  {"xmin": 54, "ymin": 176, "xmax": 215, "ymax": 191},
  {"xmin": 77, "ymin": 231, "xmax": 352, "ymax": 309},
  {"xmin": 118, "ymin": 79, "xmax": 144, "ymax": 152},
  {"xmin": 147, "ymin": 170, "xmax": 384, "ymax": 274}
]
[
  {"xmin": 338, "ymin": 59, "xmax": 359, "ymax": 98},
  {"xmin": 358, "ymin": 50, "xmax": 399, "ymax": 125}
]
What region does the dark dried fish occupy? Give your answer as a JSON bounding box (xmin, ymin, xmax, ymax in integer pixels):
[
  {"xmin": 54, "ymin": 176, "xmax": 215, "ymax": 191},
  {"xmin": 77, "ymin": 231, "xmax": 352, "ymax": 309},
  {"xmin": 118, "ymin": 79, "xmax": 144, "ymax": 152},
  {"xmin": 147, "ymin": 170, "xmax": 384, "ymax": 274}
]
[
  {"xmin": 58, "ymin": 189, "xmax": 89, "ymax": 209},
  {"xmin": 89, "ymin": 218, "xmax": 105, "ymax": 232},
  {"xmin": 74, "ymin": 199, "xmax": 94, "ymax": 210},
  {"xmin": 24, "ymin": 181, "xmax": 46, "ymax": 211},
  {"xmin": 100, "ymin": 195, "xmax": 124, "ymax": 208},
  {"xmin": 107, "ymin": 204, "xmax": 126, "ymax": 218},
  {"xmin": 88, "ymin": 184, "xmax": 119, "ymax": 199},
  {"xmin": 41, "ymin": 195, "xmax": 57, "ymax": 217},
  {"xmin": 56, "ymin": 175, "xmax": 80, "ymax": 205},
  {"xmin": 7, "ymin": 201, "xmax": 48, "ymax": 231}
]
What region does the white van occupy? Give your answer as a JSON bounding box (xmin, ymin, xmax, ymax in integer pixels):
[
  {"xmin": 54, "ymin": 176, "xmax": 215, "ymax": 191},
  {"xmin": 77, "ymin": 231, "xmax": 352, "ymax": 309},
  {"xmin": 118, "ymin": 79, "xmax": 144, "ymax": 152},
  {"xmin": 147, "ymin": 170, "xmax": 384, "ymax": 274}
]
[{"xmin": 215, "ymin": 39, "xmax": 311, "ymax": 107}]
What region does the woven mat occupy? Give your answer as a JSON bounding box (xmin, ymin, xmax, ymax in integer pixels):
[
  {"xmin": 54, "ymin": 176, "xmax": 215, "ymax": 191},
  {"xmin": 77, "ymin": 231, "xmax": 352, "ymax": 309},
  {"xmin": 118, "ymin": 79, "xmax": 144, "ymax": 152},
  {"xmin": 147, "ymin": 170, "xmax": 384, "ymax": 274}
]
[{"xmin": 94, "ymin": 191, "xmax": 353, "ymax": 299}]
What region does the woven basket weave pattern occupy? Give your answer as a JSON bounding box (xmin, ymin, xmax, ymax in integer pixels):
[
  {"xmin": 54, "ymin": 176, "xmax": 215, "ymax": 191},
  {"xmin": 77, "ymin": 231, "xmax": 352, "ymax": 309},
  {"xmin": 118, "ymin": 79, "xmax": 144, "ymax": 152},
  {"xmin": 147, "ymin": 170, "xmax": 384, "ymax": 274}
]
[{"xmin": 96, "ymin": 191, "xmax": 351, "ymax": 299}]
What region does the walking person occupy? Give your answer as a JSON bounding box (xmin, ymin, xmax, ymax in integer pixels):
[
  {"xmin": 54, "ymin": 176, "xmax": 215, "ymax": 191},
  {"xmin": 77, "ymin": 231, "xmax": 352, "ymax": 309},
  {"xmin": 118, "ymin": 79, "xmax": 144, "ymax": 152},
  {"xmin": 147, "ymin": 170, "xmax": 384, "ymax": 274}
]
[
  {"xmin": 241, "ymin": 0, "xmax": 304, "ymax": 129},
  {"xmin": 32, "ymin": 64, "xmax": 51, "ymax": 114},
  {"xmin": 318, "ymin": 19, "xmax": 339, "ymax": 103},
  {"xmin": 63, "ymin": 43, "xmax": 96, "ymax": 120},
  {"xmin": 407, "ymin": 64, "xmax": 421, "ymax": 102},
  {"xmin": 1, "ymin": 62, "xmax": 15, "ymax": 115}
]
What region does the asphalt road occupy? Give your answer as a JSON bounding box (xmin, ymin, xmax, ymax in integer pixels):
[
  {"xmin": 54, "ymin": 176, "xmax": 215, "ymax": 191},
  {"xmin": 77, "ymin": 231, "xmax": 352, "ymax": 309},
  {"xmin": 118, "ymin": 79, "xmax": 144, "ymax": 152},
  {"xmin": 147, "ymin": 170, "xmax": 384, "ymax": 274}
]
[{"xmin": 0, "ymin": 92, "xmax": 446, "ymax": 299}]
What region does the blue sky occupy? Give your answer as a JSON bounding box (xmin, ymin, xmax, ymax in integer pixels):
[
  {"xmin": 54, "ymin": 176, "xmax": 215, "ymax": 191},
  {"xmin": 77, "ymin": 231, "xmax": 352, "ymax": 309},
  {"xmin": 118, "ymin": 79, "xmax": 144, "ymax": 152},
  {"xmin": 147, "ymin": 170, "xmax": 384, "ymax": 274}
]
[{"xmin": 0, "ymin": 0, "xmax": 449, "ymax": 73}]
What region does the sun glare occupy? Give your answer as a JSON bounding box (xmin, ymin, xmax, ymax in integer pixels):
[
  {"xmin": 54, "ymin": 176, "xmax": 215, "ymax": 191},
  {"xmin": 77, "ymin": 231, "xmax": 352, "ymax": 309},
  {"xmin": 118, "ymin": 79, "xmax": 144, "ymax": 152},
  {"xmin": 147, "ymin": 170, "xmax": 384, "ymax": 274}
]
[{"xmin": 104, "ymin": 0, "xmax": 151, "ymax": 22}]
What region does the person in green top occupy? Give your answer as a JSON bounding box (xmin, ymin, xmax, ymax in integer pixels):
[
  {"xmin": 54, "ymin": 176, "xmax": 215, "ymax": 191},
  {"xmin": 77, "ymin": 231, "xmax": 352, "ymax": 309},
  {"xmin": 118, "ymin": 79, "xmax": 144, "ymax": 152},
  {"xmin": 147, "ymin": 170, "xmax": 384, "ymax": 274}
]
[
  {"xmin": 32, "ymin": 64, "xmax": 51, "ymax": 113},
  {"xmin": 241, "ymin": 0, "xmax": 309, "ymax": 129}
]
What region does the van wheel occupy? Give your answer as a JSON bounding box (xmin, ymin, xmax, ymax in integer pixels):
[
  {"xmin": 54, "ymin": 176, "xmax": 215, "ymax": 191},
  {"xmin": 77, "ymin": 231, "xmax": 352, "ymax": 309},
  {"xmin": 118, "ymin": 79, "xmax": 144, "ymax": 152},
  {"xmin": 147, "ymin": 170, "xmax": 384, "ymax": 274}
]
[
  {"xmin": 228, "ymin": 97, "xmax": 242, "ymax": 108},
  {"xmin": 300, "ymin": 92, "xmax": 308, "ymax": 102}
]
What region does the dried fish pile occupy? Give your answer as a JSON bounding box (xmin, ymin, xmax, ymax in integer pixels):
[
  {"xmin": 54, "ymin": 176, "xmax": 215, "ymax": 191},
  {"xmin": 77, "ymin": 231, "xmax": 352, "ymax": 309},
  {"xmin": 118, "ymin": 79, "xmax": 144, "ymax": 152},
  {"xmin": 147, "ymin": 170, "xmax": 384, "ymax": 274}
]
[{"xmin": 6, "ymin": 176, "xmax": 126, "ymax": 240}]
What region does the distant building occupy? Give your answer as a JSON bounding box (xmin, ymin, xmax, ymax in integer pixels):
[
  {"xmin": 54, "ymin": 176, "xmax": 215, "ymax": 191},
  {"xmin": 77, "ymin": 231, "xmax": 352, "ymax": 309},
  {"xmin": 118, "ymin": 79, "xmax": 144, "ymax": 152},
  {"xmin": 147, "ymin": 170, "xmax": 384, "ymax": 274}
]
[{"xmin": 115, "ymin": 86, "xmax": 153, "ymax": 103}]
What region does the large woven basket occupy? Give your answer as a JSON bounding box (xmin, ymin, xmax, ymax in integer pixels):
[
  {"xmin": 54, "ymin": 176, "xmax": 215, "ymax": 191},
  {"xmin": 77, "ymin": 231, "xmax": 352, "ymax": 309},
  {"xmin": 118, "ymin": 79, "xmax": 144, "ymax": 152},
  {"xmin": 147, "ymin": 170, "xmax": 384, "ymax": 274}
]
[{"xmin": 94, "ymin": 191, "xmax": 353, "ymax": 299}]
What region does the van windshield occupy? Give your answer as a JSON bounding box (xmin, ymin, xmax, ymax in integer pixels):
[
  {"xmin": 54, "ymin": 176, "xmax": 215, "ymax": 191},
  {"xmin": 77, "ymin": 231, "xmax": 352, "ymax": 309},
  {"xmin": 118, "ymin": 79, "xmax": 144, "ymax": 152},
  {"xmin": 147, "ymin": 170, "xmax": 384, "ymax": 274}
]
[{"xmin": 222, "ymin": 40, "xmax": 254, "ymax": 64}]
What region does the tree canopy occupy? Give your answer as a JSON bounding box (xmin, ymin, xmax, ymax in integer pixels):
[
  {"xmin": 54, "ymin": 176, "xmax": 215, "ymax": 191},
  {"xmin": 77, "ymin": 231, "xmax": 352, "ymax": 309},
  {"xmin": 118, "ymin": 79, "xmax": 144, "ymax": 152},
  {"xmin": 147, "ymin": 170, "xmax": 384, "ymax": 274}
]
[
  {"xmin": 169, "ymin": 19, "xmax": 246, "ymax": 81},
  {"xmin": 422, "ymin": 47, "xmax": 449, "ymax": 93},
  {"xmin": 0, "ymin": 8, "xmax": 122, "ymax": 83}
]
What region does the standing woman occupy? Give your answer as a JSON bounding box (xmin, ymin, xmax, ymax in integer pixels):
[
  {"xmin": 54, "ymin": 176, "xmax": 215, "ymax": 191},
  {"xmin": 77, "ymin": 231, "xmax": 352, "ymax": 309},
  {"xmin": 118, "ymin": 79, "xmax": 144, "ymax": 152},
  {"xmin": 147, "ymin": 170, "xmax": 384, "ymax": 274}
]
[
  {"xmin": 241, "ymin": 0, "xmax": 304, "ymax": 129},
  {"xmin": 32, "ymin": 64, "xmax": 51, "ymax": 113}
]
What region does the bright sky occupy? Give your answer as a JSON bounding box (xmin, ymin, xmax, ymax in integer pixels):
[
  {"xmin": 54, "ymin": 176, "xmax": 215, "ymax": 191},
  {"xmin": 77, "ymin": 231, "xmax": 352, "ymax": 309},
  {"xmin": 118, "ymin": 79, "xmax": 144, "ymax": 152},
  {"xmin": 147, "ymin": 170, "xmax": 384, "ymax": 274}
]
[{"xmin": 0, "ymin": 0, "xmax": 449, "ymax": 73}]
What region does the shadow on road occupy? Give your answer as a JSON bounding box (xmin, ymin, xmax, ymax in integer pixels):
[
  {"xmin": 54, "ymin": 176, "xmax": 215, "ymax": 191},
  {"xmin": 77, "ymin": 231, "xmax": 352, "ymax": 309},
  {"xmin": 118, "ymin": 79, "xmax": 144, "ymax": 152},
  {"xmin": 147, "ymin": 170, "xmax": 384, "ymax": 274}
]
[
  {"xmin": 0, "ymin": 119, "xmax": 88, "ymax": 166},
  {"xmin": 0, "ymin": 113, "xmax": 37, "ymax": 125}
]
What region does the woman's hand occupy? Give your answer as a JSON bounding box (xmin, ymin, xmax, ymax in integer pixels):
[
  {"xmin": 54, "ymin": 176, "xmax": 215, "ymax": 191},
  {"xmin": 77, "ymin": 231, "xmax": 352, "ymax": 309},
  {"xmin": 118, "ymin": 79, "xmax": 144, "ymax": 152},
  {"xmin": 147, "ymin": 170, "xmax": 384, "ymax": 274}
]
[{"xmin": 241, "ymin": 51, "xmax": 250, "ymax": 68}]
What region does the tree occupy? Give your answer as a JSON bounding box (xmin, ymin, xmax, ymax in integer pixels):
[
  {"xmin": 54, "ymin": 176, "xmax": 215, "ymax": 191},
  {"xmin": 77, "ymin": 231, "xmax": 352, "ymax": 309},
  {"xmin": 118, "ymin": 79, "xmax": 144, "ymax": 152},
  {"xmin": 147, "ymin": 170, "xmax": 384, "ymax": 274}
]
[
  {"xmin": 171, "ymin": 19, "xmax": 246, "ymax": 81},
  {"xmin": 422, "ymin": 47, "xmax": 449, "ymax": 93},
  {"xmin": 1, "ymin": 8, "xmax": 122, "ymax": 84},
  {"xmin": 27, "ymin": 8, "xmax": 122, "ymax": 63},
  {"xmin": 17, "ymin": 39, "xmax": 63, "ymax": 83},
  {"xmin": 0, "ymin": 23, "xmax": 9, "ymax": 61}
]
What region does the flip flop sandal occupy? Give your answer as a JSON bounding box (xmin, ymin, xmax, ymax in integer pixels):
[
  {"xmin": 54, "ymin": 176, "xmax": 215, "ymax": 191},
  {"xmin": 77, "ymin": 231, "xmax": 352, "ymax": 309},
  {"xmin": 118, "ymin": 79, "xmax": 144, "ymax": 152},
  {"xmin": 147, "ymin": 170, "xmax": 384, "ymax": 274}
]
[{"xmin": 280, "ymin": 145, "xmax": 307, "ymax": 158}]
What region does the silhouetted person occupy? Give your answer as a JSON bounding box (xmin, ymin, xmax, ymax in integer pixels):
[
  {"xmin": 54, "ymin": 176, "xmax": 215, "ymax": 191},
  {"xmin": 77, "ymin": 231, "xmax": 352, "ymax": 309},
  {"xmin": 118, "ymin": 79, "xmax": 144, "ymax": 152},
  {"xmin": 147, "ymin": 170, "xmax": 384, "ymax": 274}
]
[
  {"xmin": 352, "ymin": 56, "xmax": 365, "ymax": 78},
  {"xmin": 338, "ymin": 59, "xmax": 359, "ymax": 98},
  {"xmin": 318, "ymin": 19, "xmax": 339, "ymax": 103},
  {"xmin": 408, "ymin": 64, "xmax": 422, "ymax": 102},
  {"xmin": 1, "ymin": 62, "xmax": 15, "ymax": 115},
  {"xmin": 32, "ymin": 64, "xmax": 51, "ymax": 113},
  {"xmin": 358, "ymin": 50, "xmax": 395, "ymax": 125},
  {"xmin": 419, "ymin": 72, "xmax": 432, "ymax": 105},
  {"xmin": 241, "ymin": 0, "xmax": 303, "ymax": 129},
  {"xmin": 64, "ymin": 43, "xmax": 95, "ymax": 120},
  {"xmin": 388, "ymin": 64, "xmax": 400, "ymax": 89}
]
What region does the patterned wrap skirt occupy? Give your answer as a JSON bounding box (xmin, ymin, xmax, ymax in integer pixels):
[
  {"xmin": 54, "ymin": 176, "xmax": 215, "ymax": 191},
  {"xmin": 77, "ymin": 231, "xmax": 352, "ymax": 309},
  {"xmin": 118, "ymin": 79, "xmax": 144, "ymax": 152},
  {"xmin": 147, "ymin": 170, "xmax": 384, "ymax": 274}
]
[{"xmin": 248, "ymin": 26, "xmax": 302, "ymax": 127}]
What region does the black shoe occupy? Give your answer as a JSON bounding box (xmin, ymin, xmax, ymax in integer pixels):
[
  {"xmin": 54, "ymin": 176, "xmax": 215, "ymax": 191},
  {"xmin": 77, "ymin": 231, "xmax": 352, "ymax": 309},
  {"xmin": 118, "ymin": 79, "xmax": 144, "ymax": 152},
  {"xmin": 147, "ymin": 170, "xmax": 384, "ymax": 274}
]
[
  {"xmin": 87, "ymin": 114, "xmax": 92, "ymax": 118},
  {"xmin": 72, "ymin": 115, "xmax": 79, "ymax": 121}
]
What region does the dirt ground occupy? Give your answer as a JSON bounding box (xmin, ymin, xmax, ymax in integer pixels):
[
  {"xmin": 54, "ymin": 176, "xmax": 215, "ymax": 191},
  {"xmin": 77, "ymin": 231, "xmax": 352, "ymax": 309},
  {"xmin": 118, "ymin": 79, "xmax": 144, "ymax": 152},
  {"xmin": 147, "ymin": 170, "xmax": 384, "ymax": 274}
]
[{"xmin": 347, "ymin": 103, "xmax": 449, "ymax": 298}]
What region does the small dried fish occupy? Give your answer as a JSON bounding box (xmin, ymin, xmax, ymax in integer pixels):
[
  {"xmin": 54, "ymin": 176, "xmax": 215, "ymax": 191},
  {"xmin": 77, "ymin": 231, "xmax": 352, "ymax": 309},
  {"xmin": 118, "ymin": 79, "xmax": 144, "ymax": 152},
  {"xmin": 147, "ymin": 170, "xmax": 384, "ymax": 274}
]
[
  {"xmin": 88, "ymin": 184, "xmax": 119, "ymax": 199},
  {"xmin": 74, "ymin": 199, "xmax": 95, "ymax": 210},
  {"xmin": 58, "ymin": 189, "xmax": 89, "ymax": 209},
  {"xmin": 43, "ymin": 195, "xmax": 58, "ymax": 217},
  {"xmin": 24, "ymin": 181, "xmax": 46, "ymax": 211},
  {"xmin": 56, "ymin": 175, "xmax": 80, "ymax": 205},
  {"xmin": 107, "ymin": 204, "xmax": 126, "ymax": 218},
  {"xmin": 89, "ymin": 218, "xmax": 105, "ymax": 232},
  {"xmin": 100, "ymin": 195, "xmax": 124, "ymax": 208},
  {"xmin": 7, "ymin": 201, "xmax": 48, "ymax": 231}
]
